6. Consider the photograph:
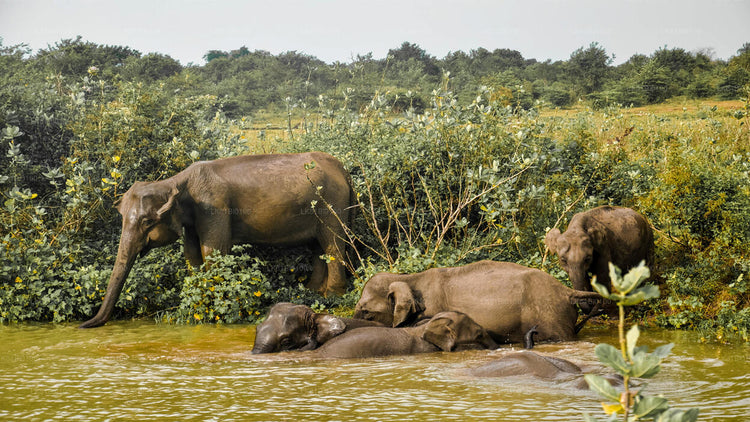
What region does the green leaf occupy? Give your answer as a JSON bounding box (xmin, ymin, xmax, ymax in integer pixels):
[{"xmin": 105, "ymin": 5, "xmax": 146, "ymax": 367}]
[
  {"xmin": 652, "ymin": 343, "xmax": 674, "ymax": 359},
  {"xmin": 619, "ymin": 261, "xmax": 651, "ymax": 294},
  {"xmin": 591, "ymin": 278, "xmax": 612, "ymax": 298},
  {"xmin": 656, "ymin": 408, "xmax": 700, "ymax": 422},
  {"xmin": 595, "ymin": 343, "xmax": 631, "ymax": 375},
  {"xmin": 608, "ymin": 263, "xmax": 623, "ymax": 291},
  {"xmin": 633, "ymin": 395, "xmax": 669, "ymax": 418},
  {"xmin": 631, "ymin": 351, "xmax": 662, "ymax": 378},
  {"xmin": 620, "ymin": 284, "xmax": 660, "ymax": 306},
  {"xmin": 626, "ymin": 324, "xmax": 640, "ymax": 358},
  {"xmin": 584, "ymin": 374, "xmax": 620, "ymax": 402}
]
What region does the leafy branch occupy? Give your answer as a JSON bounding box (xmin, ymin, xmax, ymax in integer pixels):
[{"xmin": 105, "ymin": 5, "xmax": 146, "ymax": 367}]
[{"xmin": 584, "ymin": 262, "xmax": 699, "ymax": 422}]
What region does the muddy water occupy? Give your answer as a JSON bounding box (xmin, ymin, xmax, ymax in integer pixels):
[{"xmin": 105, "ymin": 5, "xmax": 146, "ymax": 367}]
[{"xmin": 1, "ymin": 322, "xmax": 747, "ymax": 421}]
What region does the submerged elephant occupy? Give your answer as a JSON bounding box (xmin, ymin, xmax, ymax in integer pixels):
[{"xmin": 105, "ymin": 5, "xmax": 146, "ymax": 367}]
[
  {"xmin": 545, "ymin": 205, "xmax": 654, "ymax": 297},
  {"xmin": 464, "ymin": 327, "xmax": 620, "ymax": 390},
  {"xmin": 354, "ymin": 261, "xmax": 606, "ymax": 345},
  {"xmin": 466, "ymin": 350, "xmax": 584, "ymax": 383},
  {"xmin": 251, "ymin": 302, "xmax": 383, "ymax": 354},
  {"xmin": 80, "ymin": 152, "xmax": 353, "ymax": 328},
  {"xmin": 310, "ymin": 311, "xmax": 498, "ymax": 359}
]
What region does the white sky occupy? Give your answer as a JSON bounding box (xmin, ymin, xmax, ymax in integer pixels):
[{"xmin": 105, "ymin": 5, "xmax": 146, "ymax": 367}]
[{"xmin": 1, "ymin": 0, "xmax": 748, "ymax": 65}]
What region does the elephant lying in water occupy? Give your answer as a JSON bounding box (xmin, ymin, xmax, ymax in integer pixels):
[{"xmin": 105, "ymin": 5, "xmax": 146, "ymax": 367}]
[
  {"xmin": 545, "ymin": 205, "xmax": 654, "ymax": 299},
  {"xmin": 251, "ymin": 302, "xmax": 383, "ymax": 354},
  {"xmin": 309, "ymin": 311, "xmax": 498, "ymax": 359},
  {"xmin": 80, "ymin": 152, "xmax": 354, "ymax": 328},
  {"xmin": 354, "ymin": 261, "xmax": 606, "ymax": 345},
  {"xmin": 464, "ymin": 328, "xmax": 621, "ymax": 389}
]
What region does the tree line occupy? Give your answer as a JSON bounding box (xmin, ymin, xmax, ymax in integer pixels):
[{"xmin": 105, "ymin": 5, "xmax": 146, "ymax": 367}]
[{"xmin": 3, "ymin": 37, "xmax": 750, "ymax": 119}]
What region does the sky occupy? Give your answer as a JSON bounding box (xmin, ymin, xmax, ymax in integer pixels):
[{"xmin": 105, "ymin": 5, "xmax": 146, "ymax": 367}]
[{"xmin": 1, "ymin": 0, "xmax": 749, "ymax": 66}]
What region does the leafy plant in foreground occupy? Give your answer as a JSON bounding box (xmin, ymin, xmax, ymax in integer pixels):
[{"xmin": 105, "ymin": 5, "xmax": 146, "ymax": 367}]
[{"xmin": 584, "ymin": 262, "xmax": 699, "ymax": 422}]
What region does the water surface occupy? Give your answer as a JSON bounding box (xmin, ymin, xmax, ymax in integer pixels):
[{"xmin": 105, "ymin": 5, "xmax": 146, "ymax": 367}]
[{"xmin": 1, "ymin": 322, "xmax": 747, "ymax": 421}]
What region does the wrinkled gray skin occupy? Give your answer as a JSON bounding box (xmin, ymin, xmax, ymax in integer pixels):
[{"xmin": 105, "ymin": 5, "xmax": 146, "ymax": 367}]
[
  {"xmin": 545, "ymin": 206, "xmax": 654, "ymax": 299},
  {"xmin": 467, "ymin": 351, "xmax": 582, "ymax": 380},
  {"xmin": 80, "ymin": 152, "xmax": 353, "ymax": 328},
  {"xmin": 464, "ymin": 351, "xmax": 623, "ymax": 390},
  {"xmin": 311, "ymin": 311, "xmax": 498, "ymax": 359},
  {"xmin": 354, "ymin": 261, "xmax": 606, "ymax": 345},
  {"xmin": 251, "ymin": 302, "xmax": 383, "ymax": 354}
]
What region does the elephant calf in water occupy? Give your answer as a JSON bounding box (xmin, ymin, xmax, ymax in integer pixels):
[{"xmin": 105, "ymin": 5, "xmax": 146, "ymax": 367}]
[
  {"xmin": 309, "ymin": 311, "xmax": 498, "ymax": 359},
  {"xmin": 252, "ymin": 302, "xmax": 383, "ymax": 354}
]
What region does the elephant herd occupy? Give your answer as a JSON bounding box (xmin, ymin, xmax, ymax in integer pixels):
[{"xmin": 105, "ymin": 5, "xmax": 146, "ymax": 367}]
[{"xmin": 79, "ymin": 152, "xmax": 655, "ymax": 385}]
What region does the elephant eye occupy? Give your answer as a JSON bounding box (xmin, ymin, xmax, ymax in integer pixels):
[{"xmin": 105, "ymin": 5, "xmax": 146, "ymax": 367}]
[
  {"xmin": 279, "ymin": 337, "xmax": 292, "ymax": 350},
  {"xmin": 560, "ymin": 257, "xmax": 568, "ymax": 265},
  {"xmin": 141, "ymin": 217, "xmax": 157, "ymax": 228}
]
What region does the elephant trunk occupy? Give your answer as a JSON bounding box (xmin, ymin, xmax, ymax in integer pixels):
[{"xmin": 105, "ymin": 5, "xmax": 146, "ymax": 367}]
[
  {"xmin": 569, "ymin": 267, "xmax": 591, "ymax": 292},
  {"xmin": 251, "ymin": 342, "xmax": 275, "ymax": 354},
  {"xmin": 79, "ymin": 233, "xmax": 141, "ymax": 328}
]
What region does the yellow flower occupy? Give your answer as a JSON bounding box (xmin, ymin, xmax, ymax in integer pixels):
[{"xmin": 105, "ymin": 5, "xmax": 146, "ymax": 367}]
[
  {"xmin": 254, "ymin": 291, "xmax": 262, "ymax": 297},
  {"xmin": 194, "ymin": 313, "xmax": 202, "ymax": 321},
  {"xmin": 15, "ymin": 277, "xmax": 22, "ymax": 283}
]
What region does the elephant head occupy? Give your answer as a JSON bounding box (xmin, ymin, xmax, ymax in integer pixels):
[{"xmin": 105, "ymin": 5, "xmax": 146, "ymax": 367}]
[
  {"xmin": 79, "ymin": 181, "xmax": 182, "ymax": 328},
  {"xmin": 545, "ymin": 226, "xmax": 604, "ymax": 291},
  {"xmin": 354, "ymin": 280, "xmax": 424, "ymax": 327},
  {"xmin": 251, "ymin": 303, "xmax": 346, "ymax": 354},
  {"xmin": 421, "ymin": 311, "xmax": 498, "ymax": 351}
]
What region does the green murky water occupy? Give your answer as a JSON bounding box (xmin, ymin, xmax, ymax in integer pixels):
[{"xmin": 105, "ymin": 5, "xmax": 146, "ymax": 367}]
[{"xmin": 1, "ymin": 322, "xmax": 747, "ymax": 421}]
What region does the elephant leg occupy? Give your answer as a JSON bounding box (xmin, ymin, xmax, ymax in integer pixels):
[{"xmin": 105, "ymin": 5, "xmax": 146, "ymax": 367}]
[
  {"xmin": 306, "ymin": 244, "xmax": 326, "ymax": 293},
  {"xmin": 197, "ymin": 211, "xmax": 232, "ymax": 262},
  {"xmin": 319, "ymin": 229, "xmax": 347, "ymax": 295},
  {"xmin": 183, "ymin": 226, "xmax": 203, "ymax": 267}
]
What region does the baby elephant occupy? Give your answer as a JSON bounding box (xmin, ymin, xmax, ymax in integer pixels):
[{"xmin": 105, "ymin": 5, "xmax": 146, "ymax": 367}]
[
  {"xmin": 311, "ymin": 311, "xmax": 498, "ymax": 359},
  {"xmin": 545, "ymin": 206, "xmax": 654, "ymax": 296},
  {"xmin": 251, "ymin": 302, "xmax": 383, "ymax": 354}
]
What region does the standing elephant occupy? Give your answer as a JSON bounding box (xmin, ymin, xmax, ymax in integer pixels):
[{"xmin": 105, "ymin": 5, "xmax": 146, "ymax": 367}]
[
  {"xmin": 353, "ymin": 261, "xmax": 606, "ymax": 345},
  {"xmin": 311, "ymin": 311, "xmax": 498, "ymax": 359},
  {"xmin": 545, "ymin": 205, "xmax": 654, "ymax": 295},
  {"xmin": 251, "ymin": 302, "xmax": 383, "ymax": 354},
  {"xmin": 80, "ymin": 152, "xmax": 353, "ymax": 328}
]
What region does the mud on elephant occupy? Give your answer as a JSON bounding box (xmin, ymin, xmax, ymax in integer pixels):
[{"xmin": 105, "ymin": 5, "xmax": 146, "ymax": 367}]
[
  {"xmin": 80, "ymin": 152, "xmax": 354, "ymax": 328},
  {"xmin": 310, "ymin": 311, "xmax": 498, "ymax": 359},
  {"xmin": 545, "ymin": 206, "xmax": 654, "ymax": 300},
  {"xmin": 251, "ymin": 302, "xmax": 383, "ymax": 354},
  {"xmin": 354, "ymin": 260, "xmax": 606, "ymax": 345}
]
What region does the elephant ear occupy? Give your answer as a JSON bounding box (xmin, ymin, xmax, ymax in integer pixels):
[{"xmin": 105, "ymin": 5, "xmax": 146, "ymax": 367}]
[
  {"xmin": 545, "ymin": 228, "xmax": 562, "ymax": 254},
  {"xmin": 314, "ymin": 314, "xmax": 346, "ymax": 344},
  {"xmin": 586, "ymin": 225, "xmax": 606, "ymax": 249},
  {"xmin": 421, "ymin": 315, "xmax": 456, "ymax": 351},
  {"xmin": 156, "ymin": 186, "xmax": 180, "ymax": 221},
  {"xmin": 387, "ymin": 281, "xmax": 422, "ymax": 327}
]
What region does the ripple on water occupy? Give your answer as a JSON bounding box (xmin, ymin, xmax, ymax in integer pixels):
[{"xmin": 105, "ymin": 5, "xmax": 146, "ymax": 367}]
[{"xmin": 1, "ymin": 323, "xmax": 748, "ymax": 421}]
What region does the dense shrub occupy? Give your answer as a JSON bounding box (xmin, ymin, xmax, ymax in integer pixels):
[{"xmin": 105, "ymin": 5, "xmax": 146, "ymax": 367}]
[{"xmin": 1, "ymin": 44, "xmax": 748, "ymax": 342}]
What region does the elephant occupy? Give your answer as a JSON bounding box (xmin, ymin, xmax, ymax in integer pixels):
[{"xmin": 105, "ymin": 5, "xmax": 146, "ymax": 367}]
[
  {"xmin": 251, "ymin": 302, "xmax": 383, "ymax": 354},
  {"xmin": 310, "ymin": 311, "xmax": 498, "ymax": 359},
  {"xmin": 79, "ymin": 152, "xmax": 354, "ymax": 328},
  {"xmin": 466, "ymin": 350, "xmax": 583, "ymax": 382},
  {"xmin": 545, "ymin": 205, "xmax": 654, "ymax": 298},
  {"xmin": 464, "ymin": 327, "xmax": 620, "ymax": 390},
  {"xmin": 353, "ymin": 260, "xmax": 607, "ymax": 345}
]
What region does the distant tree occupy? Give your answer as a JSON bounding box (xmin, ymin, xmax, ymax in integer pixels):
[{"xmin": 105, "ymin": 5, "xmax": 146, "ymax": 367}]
[
  {"xmin": 204, "ymin": 49, "xmax": 229, "ymax": 63},
  {"xmin": 34, "ymin": 36, "xmax": 140, "ymax": 76},
  {"xmin": 718, "ymin": 44, "xmax": 750, "ymax": 98},
  {"xmin": 120, "ymin": 53, "xmax": 182, "ymax": 82},
  {"xmin": 567, "ymin": 42, "xmax": 613, "ymax": 94},
  {"xmin": 388, "ymin": 42, "xmax": 440, "ymax": 76}
]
